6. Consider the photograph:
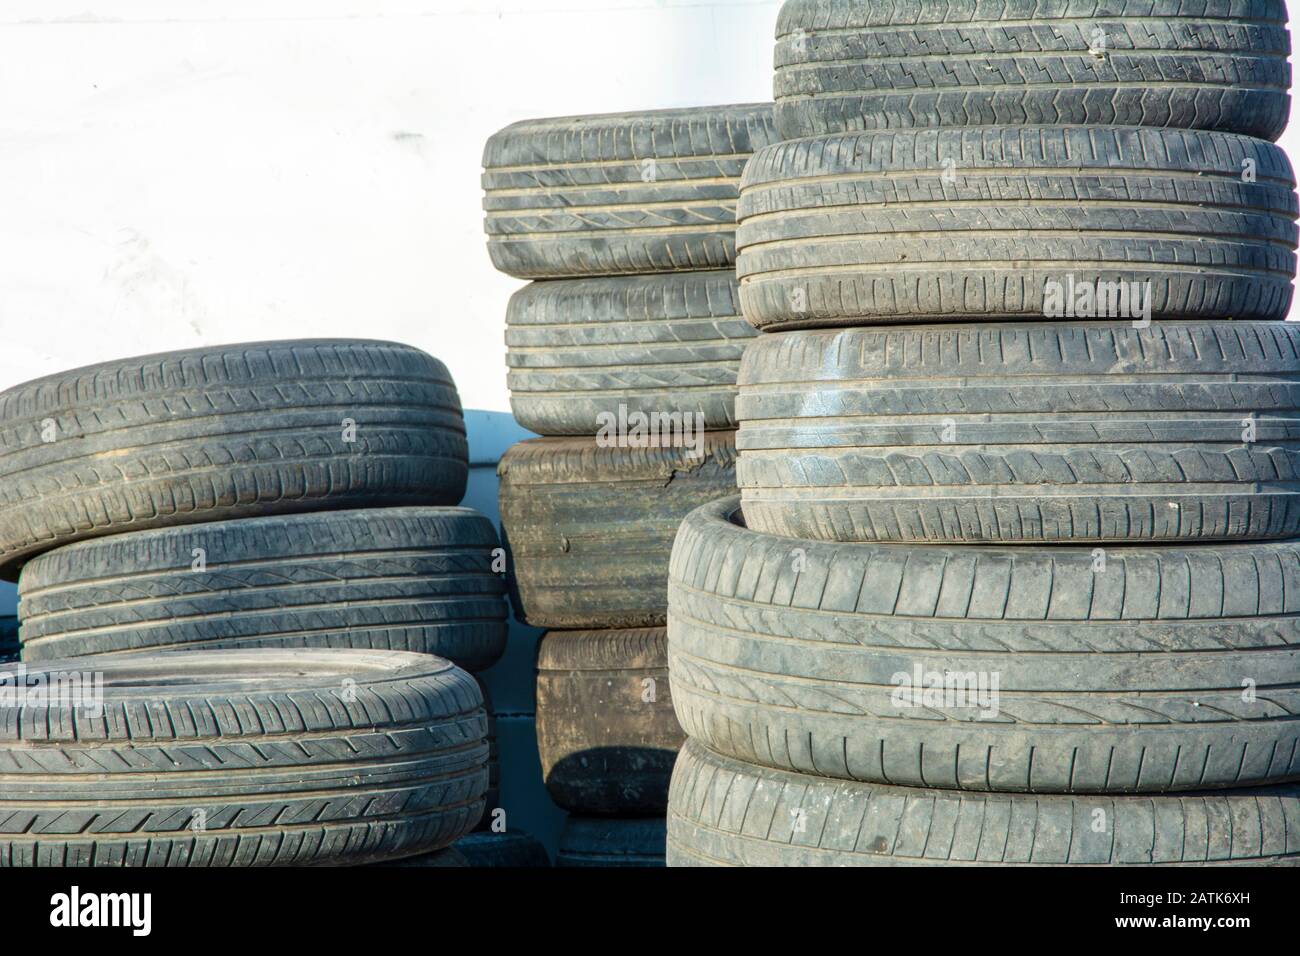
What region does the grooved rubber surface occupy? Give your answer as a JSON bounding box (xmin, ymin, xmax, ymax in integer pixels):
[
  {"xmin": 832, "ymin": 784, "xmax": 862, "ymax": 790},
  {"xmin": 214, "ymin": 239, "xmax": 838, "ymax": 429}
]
[
  {"xmin": 483, "ymin": 104, "xmax": 777, "ymax": 279},
  {"xmin": 737, "ymin": 321, "xmax": 1300, "ymax": 543},
  {"xmin": 17, "ymin": 508, "xmax": 508, "ymax": 671},
  {"xmin": 497, "ymin": 433, "xmax": 738, "ymax": 629},
  {"xmin": 774, "ymin": 0, "xmax": 1291, "ymax": 142},
  {"xmin": 506, "ymin": 271, "xmax": 756, "ymax": 435},
  {"xmin": 736, "ymin": 126, "xmax": 1298, "ymax": 329},
  {"xmin": 668, "ymin": 497, "xmax": 1300, "ymax": 794},
  {"xmin": 0, "ymin": 339, "xmax": 469, "ymax": 582},
  {"xmin": 536, "ymin": 628, "xmax": 685, "ymax": 814},
  {"xmin": 668, "ymin": 741, "xmax": 1300, "ymax": 866},
  {"xmin": 0, "ymin": 649, "xmax": 489, "ymax": 867},
  {"xmin": 557, "ymin": 816, "xmax": 666, "ymax": 867}
]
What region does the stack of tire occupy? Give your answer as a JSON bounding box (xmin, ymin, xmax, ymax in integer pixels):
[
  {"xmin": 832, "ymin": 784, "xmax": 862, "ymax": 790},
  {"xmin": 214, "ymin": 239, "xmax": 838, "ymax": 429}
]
[
  {"xmin": 483, "ymin": 104, "xmax": 779, "ymax": 864},
  {"xmin": 666, "ymin": 0, "xmax": 1300, "ymax": 866},
  {"xmin": 0, "ymin": 339, "xmax": 506, "ymax": 866}
]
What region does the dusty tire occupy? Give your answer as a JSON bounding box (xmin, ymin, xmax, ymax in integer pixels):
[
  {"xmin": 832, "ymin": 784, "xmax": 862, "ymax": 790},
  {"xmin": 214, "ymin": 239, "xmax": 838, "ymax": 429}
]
[
  {"xmin": 455, "ymin": 831, "xmax": 551, "ymax": 868},
  {"xmin": 737, "ymin": 127, "xmax": 1297, "ymax": 330},
  {"xmin": 668, "ymin": 741, "xmax": 1300, "ymax": 867},
  {"xmin": 498, "ymin": 433, "xmax": 737, "ymax": 629},
  {"xmin": 536, "ymin": 628, "xmax": 685, "ymax": 815},
  {"xmin": 0, "ymin": 339, "xmax": 469, "ymax": 582},
  {"xmin": 774, "ymin": 0, "xmax": 1291, "ymax": 142},
  {"xmin": 506, "ymin": 272, "xmax": 756, "ymax": 435},
  {"xmin": 17, "ymin": 508, "xmax": 508, "ymax": 671},
  {"xmin": 669, "ymin": 497, "xmax": 1300, "ymax": 794},
  {"xmin": 556, "ymin": 816, "xmax": 666, "ymax": 867},
  {"xmin": 737, "ymin": 322, "xmax": 1300, "ymax": 543},
  {"xmin": 0, "ymin": 649, "xmax": 488, "ymax": 867},
  {"xmin": 483, "ymin": 104, "xmax": 777, "ymax": 279}
]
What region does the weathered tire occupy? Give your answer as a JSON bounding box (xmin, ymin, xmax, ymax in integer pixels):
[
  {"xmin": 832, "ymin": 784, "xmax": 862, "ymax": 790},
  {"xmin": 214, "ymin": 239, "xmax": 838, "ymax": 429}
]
[
  {"xmin": 774, "ymin": 0, "xmax": 1291, "ymax": 142},
  {"xmin": 0, "ymin": 649, "xmax": 488, "ymax": 867},
  {"xmin": 17, "ymin": 508, "xmax": 508, "ymax": 671},
  {"xmin": 556, "ymin": 816, "xmax": 666, "ymax": 867},
  {"xmin": 455, "ymin": 831, "xmax": 551, "ymax": 868},
  {"xmin": 0, "ymin": 339, "xmax": 469, "ymax": 582},
  {"xmin": 536, "ymin": 628, "xmax": 685, "ymax": 815},
  {"xmin": 483, "ymin": 104, "xmax": 777, "ymax": 279},
  {"xmin": 506, "ymin": 271, "xmax": 756, "ymax": 435},
  {"xmin": 737, "ymin": 127, "xmax": 1298, "ymax": 330},
  {"xmin": 669, "ymin": 497, "xmax": 1300, "ymax": 794},
  {"xmin": 668, "ymin": 741, "xmax": 1300, "ymax": 867},
  {"xmin": 737, "ymin": 322, "xmax": 1300, "ymax": 543},
  {"xmin": 498, "ymin": 433, "xmax": 737, "ymax": 629}
]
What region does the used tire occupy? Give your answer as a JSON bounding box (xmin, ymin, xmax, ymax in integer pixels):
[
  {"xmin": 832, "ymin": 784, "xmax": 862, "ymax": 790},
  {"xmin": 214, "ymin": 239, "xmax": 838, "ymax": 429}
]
[
  {"xmin": 556, "ymin": 816, "xmax": 666, "ymax": 867},
  {"xmin": 378, "ymin": 847, "xmax": 470, "ymax": 868},
  {"xmin": 669, "ymin": 497, "xmax": 1300, "ymax": 794},
  {"xmin": 455, "ymin": 830, "xmax": 551, "ymax": 868},
  {"xmin": 17, "ymin": 508, "xmax": 508, "ymax": 671},
  {"xmin": 388, "ymin": 831, "xmax": 550, "ymax": 867},
  {"xmin": 668, "ymin": 741, "xmax": 1300, "ymax": 867},
  {"xmin": 737, "ymin": 127, "xmax": 1298, "ymax": 330},
  {"xmin": 536, "ymin": 628, "xmax": 685, "ymax": 815},
  {"xmin": 0, "ymin": 649, "xmax": 488, "ymax": 867},
  {"xmin": 506, "ymin": 271, "xmax": 756, "ymax": 435},
  {"xmin": 483, "ymin": 104, "xmax": 777, "ymax": 279},
  {"xmin": 737, "ymin": 322, "xmax": 1300, "ymax": 543},
  {"xmin": 773, "ymin": 0, "xmax": 1291, "ymax": 142},
  {"xmin": 498, "ymin": 433, "xmax": 737, "ymax": 629},
  {"xmin": 0, "ymin": 339, "xmax": 469, "ymax": 582}
]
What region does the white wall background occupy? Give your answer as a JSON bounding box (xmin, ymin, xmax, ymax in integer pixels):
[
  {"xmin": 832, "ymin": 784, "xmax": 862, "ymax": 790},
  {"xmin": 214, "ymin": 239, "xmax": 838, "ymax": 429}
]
[
  {"xmin": 0, "ymin": 0, "xmax": 1294, "ymax": 401},
  {"xmin": 0, "ymin": 0, "xmax": 783, "ymax": 408}
]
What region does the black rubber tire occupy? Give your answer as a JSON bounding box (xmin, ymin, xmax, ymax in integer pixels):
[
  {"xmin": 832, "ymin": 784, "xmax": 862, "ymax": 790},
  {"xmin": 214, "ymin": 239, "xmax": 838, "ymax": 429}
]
[
  {"xmin": 669, "ymin": 497, "xmax": 1300, "ymax": 794},
  {"xmin": 383, "ymin": 831, "xmax": 550, "ymax": 867},
  {"xmin": 506, "ymin": 271, "xmax": 756, "ymax": 435},
  {"xmin": 773, "ymin": 0, "xmax": 1291, "ymax": 142},
  {"xmin": 17, "ymin": 508, "xmax": 508, "ymax": 671},
  {"xmin": 498, "ymin": 433, "xmax": 737, "ymax": 629},
  {"xmin": 0, "ymin": 649, "xmax": 488, "ymax": 867},
  {"xmin": 737, "ymin": 126, "xmax": 1298, "ymax": 330},
  {"xmin": 483, "ymin": 104, "xmax": 777, "ymax": 279},
  {"xmin": 737, "ymin": 321, "xmax": 1300, "ymax": 543},
  {"xmin": 536, "ymin": 628, "xmax": 685, "ymax": 815},
  {"xmin": 375, "ymin": 847, "xmax": 470, "ymax": 867},
  {"xmin": 0, "ymin": 339, "xmax": 469, "ymax": 582},
  {"xmin": 556, "ymin": 816, "xmax": 666, "ymax": 867},
  {"xmin": 455, "ymin": 830, "xmax": 551, "ymax": 868},
  {"xmin": 668, "ymin": 741, "xmax": 1300, "ymax": 867}
]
